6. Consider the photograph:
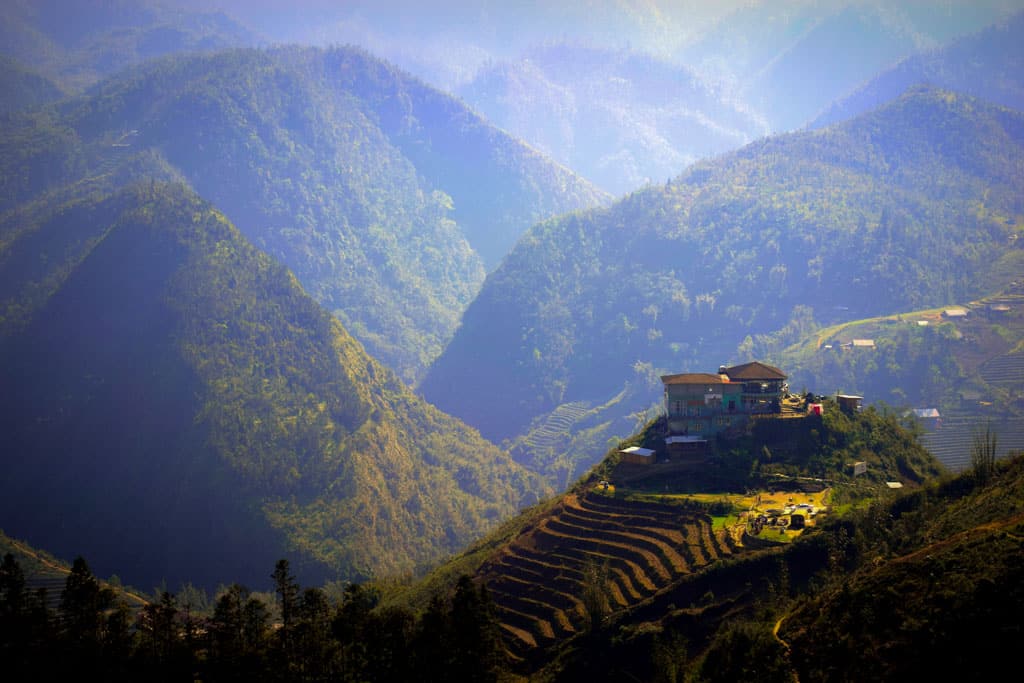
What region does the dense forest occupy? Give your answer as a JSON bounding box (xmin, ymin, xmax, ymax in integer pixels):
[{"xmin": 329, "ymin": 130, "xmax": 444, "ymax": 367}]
[
  {"xmin": 0, "ymin": 0, "xmax": 257, "ymax": 92},
  {"xmin": 0, "ymin": 45, "xmax": 605, "ymax": 382},
  {"xmin": 422, "ymin": 86, "xmax": 1024, "ymax": 477},
  {"xmin": 0, "ymin": 182, "xmax": 549, "ymax": 590}
]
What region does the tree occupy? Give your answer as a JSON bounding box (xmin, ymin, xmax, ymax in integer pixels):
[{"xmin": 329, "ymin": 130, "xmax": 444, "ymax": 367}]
[
  {"xmin": 59, "ymin": 556, "xmax": 113, "ymax": 649},
  {"xmin": 138, "ymin": 591, "xmax": 179, "ymax": 664},
  {"xmin": 0, "ymin": 553, "xmax": 29, "ymax": 666},
  {"xmin": 272, "ymin": 558, "xmax": 300, "ymax": 671},
  {"xmin": 971, "ymin": 421, "xmax": 998, "ymax": 484},
  {"xmin": 0, "ymin": 553, "xmax": 27, "ymax": 624},
  {"xmin": 448, "ymin": 576, "xmax": 503, "ymax": 682},
  {"xmin": 209, "ymin": 583, "xmax": 270, "ymax": 677},
  {"xmin": 293, "ymin": 587, "xmax": 337, "ymax": 679}
]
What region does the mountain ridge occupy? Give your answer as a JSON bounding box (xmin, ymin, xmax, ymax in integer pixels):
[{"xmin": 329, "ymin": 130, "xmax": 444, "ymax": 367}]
[
  {"xmin": 421, "ymin": 85, "xmax": 1024, "ymax": 475},
  {"xmin": 1, "ymin": 44, "xmax": 607, "ymax": 383},
  {"xmin": 0, "ymin": 181, "xmax": 550, "ymax": 590}
]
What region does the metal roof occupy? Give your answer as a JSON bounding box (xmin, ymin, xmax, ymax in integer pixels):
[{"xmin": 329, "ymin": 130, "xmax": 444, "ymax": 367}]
[{"xmin": 722, "ymin": 361, "xmax": 787, "ymax": 381}]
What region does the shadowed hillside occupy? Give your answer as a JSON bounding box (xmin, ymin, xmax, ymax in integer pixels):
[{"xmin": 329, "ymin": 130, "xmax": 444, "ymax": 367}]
[{"xmin": 0, "ymin": 182, "xmax": 549, "ymax": 590}]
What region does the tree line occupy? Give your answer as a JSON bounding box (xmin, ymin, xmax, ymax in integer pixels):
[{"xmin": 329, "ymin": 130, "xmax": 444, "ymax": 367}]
[{"xmin": 0, "ymin": 555, "xmax": 503, "ymax": 682}]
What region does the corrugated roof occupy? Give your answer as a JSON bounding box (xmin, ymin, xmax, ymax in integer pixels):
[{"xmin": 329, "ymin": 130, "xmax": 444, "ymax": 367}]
[
  {"xmin": 722, "ymin": 361, "xmax": 787, "ymax": 381},
  {"xmin": 661, "ymin": 373, "xmax": 730, "ymax": 385},
  {"xmin": 620, "ymin": 446, "xmax": 655, "ymax": 456}
]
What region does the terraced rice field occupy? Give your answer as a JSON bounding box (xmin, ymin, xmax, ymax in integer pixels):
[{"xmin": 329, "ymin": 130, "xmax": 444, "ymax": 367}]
[
  {"xmin": 477, "ymin": 491, "xmax": 740, "ymax": 656},
  {"xmin": 921, "ymin": 410, "xmax": 1024, "ymax": 472},
  {"xmin": 979, "ymin": 352, "xmax": 1024, "ymax": 388}
]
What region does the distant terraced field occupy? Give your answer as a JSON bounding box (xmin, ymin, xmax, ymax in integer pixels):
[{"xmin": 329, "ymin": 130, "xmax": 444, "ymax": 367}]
[
  {"xmin": 978, "ymin": 351, "xmax": 1024, "ymax": 388},
  {"xmin": 921, "ymin": 409, "xmax": 1024, "ymax": 472},
  {"xmin": 476, "ymin": 491, "xmax": 741, "ymax": 657}
]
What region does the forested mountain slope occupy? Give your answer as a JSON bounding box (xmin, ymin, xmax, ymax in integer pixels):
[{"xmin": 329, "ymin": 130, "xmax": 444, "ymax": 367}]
[
  {"xmin": 421, "ymin": 86, "xmax": 1024, "ymax": 465},
  {"xmin": 0, "ymin": 55, "xmax": 66, "ymax": 114},
  {"xmin": 0, "ymin": 182, "xmax": 549, "ymax": 591},
  {"xmin": 812, "ymin": 10, "xmax": 1024, "ymax": 129},
  {"xmin": 0, "ymin": 46, "xmax": 605, "ymax": 382},
  {"xmin": 457, "ymin": 45, "xmax": 767, "ymax": 195},
  {"xmin": 0, "ymin": 0, "xmax": 257, "ymax": 92}
]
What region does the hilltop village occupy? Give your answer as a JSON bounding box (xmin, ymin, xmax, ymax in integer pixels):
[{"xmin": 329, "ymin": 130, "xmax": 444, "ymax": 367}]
[
  {"xmin": 472, "ymin": 358, "xmax": 942, "ymax": 662},
  {"xmin": 618, "ymin": 361, "xmax": 858, "ymax": 465},
  {"xmin": 604, "ymin": 359, "xmax": 883, "ymax": 544}
]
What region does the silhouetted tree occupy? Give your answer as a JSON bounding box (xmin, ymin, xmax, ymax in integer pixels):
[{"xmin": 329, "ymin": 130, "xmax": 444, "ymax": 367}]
[{"xmin": 272, "ymin": 558, "xmax": 300, "ymax": 675}]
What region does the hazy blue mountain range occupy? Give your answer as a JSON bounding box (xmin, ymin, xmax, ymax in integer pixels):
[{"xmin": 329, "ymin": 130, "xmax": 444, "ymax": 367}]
[
  {"xmin": 0, "ymin": 0, "xmax": 258, "ymax": 92},
  {"xmin": 175, "ymin": 0, "xmax": 1019, "ymax": 135},
  {"xmin": 679, "ymin": 0, "xmax": 1020, "ymax": 131},
  {"xmin": 166, "ymin": 0, "xmax": 738, "ymax": 90},
  {"xmin": 0, "ymin": 182, "xmax": 550, "ymax": 591},
  {"xmin": 812, "ymin": 10, "xmax": 1024, "ymax": 129},
  {"xmin": 421, "ymin": 86, "xmax": 1024, "ymax": 482},
  {"xmin": 457, "ymin": 45, "xmax": 768, "ymax": 195},
  {"xmin": 0, "ymin": 45, "xmax": 606, "ymax": 383}
]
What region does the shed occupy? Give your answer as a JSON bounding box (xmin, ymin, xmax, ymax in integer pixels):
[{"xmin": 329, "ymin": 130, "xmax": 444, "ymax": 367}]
[
  {"xmin": 837, "ymin": 394, "xmax": 863, "ymax": 413},
  {"xmin": 942, "ymin": 308, "xmax": 968, "ymax": 318},
  {"xmin": 853, "ymin": 461, "xmax": 867, "ymax": 476},
  {"xmin": 851, "ymin": 339, "xmax": 875, "ymax": 348}
]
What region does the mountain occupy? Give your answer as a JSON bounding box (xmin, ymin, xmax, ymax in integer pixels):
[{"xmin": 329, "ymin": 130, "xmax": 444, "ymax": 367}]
[
  {"xmin": 457, "ymin": 45, "xmax": 768, "ymax": 195},
  {"xmin": 812, "ymin": 10, "xmax": 1024, "ymax": 129},
  {"xmin": 0, "ymin": 55, "xmax": 66, "ymax": 114},
  {"xmin": 1, "ymin": 45, "xmax": 606, "ymax": 383},
  {"xmin": 0, "ymin": 181, "xmax": 550, "ymax": 591},
  {"xmin": 0, "ymin": 0, "xmax": 258, "ymax": 92},
  {"xmin": 420, "ymin": 86, "xmax": 1024, "ymax": 481},
  {"xmin": 167, "ymin": 0, "xmax": 737, "ymax": 91},
  {"xmin": 679, "ymin": 0, "xmax": 1019, "ymax": 131}
]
